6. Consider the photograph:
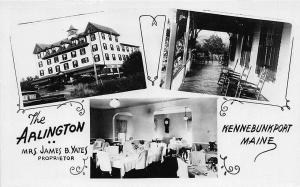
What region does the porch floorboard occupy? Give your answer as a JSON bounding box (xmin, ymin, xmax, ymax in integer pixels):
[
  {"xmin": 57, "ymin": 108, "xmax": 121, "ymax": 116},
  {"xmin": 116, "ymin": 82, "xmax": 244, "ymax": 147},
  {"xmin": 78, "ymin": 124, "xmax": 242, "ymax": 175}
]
[{"xmin": 178, "ymin": 60, "xmax": 267, "ymax": 101}]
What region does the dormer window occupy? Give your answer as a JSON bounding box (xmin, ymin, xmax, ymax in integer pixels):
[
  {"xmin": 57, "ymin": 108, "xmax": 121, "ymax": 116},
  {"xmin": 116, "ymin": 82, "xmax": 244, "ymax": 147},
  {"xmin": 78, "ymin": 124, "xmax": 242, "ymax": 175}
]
[
  {"xmin": 79, "ymin": 37, "xmax": 86, "ymax": 43},
  {"xmin": 72, "ymin": 39, "xmax": 78, "ymax": 45}
]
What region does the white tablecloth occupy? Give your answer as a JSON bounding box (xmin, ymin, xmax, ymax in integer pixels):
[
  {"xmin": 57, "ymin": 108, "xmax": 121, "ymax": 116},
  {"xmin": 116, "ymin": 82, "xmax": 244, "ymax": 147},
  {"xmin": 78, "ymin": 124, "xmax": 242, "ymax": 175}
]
[{"xmin": 110, "ymin": 153, "xmax": 139, "ymax": 177}]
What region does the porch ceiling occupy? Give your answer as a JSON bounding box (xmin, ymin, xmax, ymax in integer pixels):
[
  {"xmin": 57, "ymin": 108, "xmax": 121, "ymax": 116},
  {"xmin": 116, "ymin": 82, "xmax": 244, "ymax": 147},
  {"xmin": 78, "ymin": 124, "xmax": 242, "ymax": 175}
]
[{"xmin": 190, "ymin": 11, "xmax": 259, "ymax": 34}]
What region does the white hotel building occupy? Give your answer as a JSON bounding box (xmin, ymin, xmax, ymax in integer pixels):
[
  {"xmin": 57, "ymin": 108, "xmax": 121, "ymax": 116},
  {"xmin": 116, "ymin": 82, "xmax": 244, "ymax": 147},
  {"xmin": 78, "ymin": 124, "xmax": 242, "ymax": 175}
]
[{"xmin": 32, "ymin": 22, "xmax": 139, "ymax": 85}]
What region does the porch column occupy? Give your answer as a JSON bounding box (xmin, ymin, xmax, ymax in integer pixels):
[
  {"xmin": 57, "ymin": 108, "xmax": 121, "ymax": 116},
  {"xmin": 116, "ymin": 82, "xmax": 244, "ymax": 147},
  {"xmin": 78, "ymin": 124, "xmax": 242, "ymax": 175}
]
[
  {"xmin": 234, "ymin": 34, "xmax": 244, "ymax": 71},
  {"xmin": 165, "ymin": 9, "xmax": 178, "ymax": 89},
  {"xmin": 182, "ymin": 11, "xmax": 191, "ymax": 78}
]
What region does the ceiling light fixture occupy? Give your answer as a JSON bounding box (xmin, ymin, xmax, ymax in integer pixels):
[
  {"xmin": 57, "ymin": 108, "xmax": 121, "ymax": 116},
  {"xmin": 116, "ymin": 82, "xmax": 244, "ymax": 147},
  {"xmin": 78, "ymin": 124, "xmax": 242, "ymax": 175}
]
[
  {"xmin": 110, "ymin": 99, "xmax": 120, "ymax": 108},
  {"xmin": 183, "ymin": 107, "xmax": 189, "ymax": 121}
]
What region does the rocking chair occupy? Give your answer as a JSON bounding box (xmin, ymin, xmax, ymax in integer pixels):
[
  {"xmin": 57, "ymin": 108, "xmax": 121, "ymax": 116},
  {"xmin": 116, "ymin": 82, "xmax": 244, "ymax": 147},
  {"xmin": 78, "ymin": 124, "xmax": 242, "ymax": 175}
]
[
  {"xmin": 236, "ymin": 67, "xmax": 267, "ymax": 100},
  {"xmin": 221, "ymin": 65, "xmax": 252, "ymax": 97}
]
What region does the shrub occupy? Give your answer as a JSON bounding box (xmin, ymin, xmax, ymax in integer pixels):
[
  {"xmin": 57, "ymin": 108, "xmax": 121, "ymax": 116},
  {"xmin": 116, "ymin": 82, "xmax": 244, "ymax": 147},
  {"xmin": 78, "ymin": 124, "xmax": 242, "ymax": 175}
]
[
  {"xmin": 94, "ymin": 73, "xmax": 146, "ymax": 95},
  {"xmin": 71, "ymin": 83, "xmax": 96, "ymax": 98}
]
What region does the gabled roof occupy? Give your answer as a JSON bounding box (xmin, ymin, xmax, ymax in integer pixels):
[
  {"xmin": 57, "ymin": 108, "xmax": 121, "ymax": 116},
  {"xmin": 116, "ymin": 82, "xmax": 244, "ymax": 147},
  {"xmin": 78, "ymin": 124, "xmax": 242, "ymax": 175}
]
[
  {"xmin": 33, "ymin": 22, "xmax": 120, "ymax": 54},
  {"xmin": 85, "ymin": 22, "xmax": 120, "ymax": 36}
]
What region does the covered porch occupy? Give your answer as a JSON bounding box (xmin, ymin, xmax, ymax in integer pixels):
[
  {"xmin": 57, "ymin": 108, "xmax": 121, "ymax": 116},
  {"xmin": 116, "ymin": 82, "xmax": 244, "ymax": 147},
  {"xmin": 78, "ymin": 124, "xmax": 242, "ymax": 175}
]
[{"xmin": 162, "ymin": 9, "xmax": 292, "ymax": 102}]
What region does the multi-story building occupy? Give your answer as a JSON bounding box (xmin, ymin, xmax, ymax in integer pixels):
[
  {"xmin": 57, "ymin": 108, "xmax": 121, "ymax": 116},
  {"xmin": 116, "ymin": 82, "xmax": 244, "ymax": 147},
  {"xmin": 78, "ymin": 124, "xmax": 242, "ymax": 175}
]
[{"xmin": 32, "ymin": 22, "xmax": 139, "ymax": 85}]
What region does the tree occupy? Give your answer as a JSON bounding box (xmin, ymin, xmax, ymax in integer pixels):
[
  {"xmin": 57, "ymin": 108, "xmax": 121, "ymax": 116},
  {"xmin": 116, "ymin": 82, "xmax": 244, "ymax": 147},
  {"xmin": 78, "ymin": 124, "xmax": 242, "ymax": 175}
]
[
  {"xmin": 20, "ymin": 76, "xmax": 36, "ymax": 91},
  {"xmin": 202, "ymin": 35, "xmax": 227, "ymax": 55},
  {"xmin": 122, "ymin": 51, "xmax": 144, "ymax": 77}
]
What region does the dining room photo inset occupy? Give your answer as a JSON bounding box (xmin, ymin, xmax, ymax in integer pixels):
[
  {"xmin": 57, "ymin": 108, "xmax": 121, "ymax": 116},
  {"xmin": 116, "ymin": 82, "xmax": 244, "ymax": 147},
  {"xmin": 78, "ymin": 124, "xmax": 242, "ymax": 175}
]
[{"xmin": 90, "ymin": 97, "xmax": 218, "ymax": 178}]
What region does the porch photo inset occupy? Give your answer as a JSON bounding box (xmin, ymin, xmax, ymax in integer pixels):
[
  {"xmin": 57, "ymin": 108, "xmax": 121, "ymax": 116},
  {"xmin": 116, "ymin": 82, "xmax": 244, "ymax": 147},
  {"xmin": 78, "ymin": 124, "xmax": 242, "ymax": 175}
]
[
  {"xmin": 160, "ymin": 9, "xmax": 293, "ymax": 103},
  {"xmin": 90, "ymin": 97, "xmax": 217, "ymax": 178}
]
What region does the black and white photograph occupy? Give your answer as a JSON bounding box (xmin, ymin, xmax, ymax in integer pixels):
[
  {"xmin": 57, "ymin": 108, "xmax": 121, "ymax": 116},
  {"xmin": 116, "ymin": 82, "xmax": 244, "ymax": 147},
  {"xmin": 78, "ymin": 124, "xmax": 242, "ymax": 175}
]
[
  {"xmin": 160, "ymin": 9, "xmax": 293, "ymax": 103},
  {"xmin": 12, "ymin": 10, "xmax": 146, "ymax": 107},
  {"xmin": 90, "ymin": 97, "xmax": 217, "ymax": 178}
]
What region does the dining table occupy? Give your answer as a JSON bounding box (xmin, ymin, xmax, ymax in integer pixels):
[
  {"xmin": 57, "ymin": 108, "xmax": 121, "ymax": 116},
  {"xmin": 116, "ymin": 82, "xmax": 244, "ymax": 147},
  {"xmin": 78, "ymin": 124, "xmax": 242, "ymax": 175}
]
[{"xmin": 109, "ymin": 152, "xmax": 139, "ymax": 177}]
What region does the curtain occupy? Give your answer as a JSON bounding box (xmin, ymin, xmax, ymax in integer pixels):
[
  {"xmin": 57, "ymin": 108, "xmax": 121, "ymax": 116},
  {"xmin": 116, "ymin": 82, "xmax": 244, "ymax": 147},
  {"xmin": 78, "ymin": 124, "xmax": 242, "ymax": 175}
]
[
  {"xmin": 240, "ymin": 35, "xmax": 253, "ymax": 68},
  {"xmin": 255, "ymin": 22, "xmax": 283, "ymax": 82},
  {"xmin": 115, "ymin": 119, "xmax": 127, "ymax": 140}
]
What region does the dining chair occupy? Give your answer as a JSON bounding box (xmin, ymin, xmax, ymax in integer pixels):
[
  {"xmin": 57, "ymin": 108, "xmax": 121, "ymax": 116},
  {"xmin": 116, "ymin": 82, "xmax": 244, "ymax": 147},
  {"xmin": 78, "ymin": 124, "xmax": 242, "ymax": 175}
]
[
  {"xmin": 96, "ymin": 151, "xmax": 112, "ymax": 175},
  {"xmin": 157, "ymin": 146, "xmax": 164, "ymax": 163},
  {"xmin": 189, "ymin": 150, "xmax": 206, "ymax": 166},
  {"xmin": 136, "ymin": 150, "xmax": 148, "ymax": 170},
  {"xmin": 177, "ymin": 157, "xmax": 189, "ymax": 178},
  {"xmin": 236, "ymin": 67, "xmax": 267, "ymax": 100}
]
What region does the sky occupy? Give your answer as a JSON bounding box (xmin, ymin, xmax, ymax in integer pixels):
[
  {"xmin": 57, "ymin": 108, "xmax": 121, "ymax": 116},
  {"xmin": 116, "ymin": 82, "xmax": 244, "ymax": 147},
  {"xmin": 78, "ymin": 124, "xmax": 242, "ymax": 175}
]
[
  {"xmin": 197, "ymin": 30, "xmax": 230, "ymax": 47},
  {"xmin": 12, "ymin": 9, "xmax": 169, "ymax": 80}
]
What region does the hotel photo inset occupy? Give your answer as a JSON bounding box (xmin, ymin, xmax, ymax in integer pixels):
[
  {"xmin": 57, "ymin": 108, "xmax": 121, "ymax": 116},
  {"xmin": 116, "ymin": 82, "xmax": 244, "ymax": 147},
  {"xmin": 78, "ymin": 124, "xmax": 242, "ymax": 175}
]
[{"xmin": 12, "ymin": 11, "xmax": 146, "ymax": 107}]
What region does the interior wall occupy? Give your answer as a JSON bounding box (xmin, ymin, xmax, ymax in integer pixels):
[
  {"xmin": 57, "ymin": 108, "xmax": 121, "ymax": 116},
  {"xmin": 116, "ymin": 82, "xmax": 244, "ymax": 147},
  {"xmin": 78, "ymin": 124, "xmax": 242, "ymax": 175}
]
[
  {"xmin": 154, "ymin": 112, "xmax": 192, "ymax": 143},
  {"xmin": 90, "ymin": 108, "xmax": 115, "ymax": 139},
  {"xmin": 90, "ymin": 98, "xmax": 217, "ymax": 144}
]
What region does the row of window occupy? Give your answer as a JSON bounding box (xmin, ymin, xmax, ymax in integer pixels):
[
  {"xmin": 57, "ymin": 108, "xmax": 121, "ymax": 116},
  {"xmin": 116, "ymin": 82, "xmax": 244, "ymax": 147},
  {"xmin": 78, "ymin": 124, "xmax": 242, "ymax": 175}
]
[
  {"xmin": 40, "ymin": 57, "xmax": 89, "ymax": 76},
  {"xmin": 38, "ymin": 43, "xmax": 135, "ymax": 67},
  {"xmin": 37, "ymin": 38, "xmax": 87, "ymax": 60},
  {"xmin": 40, "ymin": 53, "xmax": 130, "ymax": 76},
  {"xmin": 38, "ymin": 44, "xmax": 136, "ymax": 67},
  {"xmin": 90, "ymin": 33, "xmax": 118, "ymax": 42},
  {"xmin": 71, "ymin": 37, "xmax": 86, "ymax": 45},
  {"xmin": 40, "ymin": 52, "xmax": 130, "ymax": 68},
  {"xmin": 104, "ymin": 53, "xmax": 129, "ymax": 61},
  {"xmin": 39, "ymin": 48, "xmax": 87, "ymax": 67},
  {"xmin": 101, "ymin": 43, "xmax": 133, "ymax": 52}
]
